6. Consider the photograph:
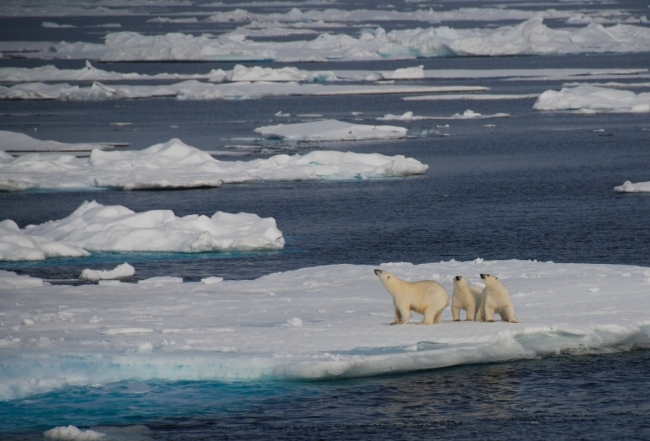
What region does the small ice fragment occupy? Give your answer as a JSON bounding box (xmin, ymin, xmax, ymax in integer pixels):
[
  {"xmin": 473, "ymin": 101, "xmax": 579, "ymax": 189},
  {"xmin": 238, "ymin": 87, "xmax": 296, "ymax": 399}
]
[{"xmin": 287, "ymin": 317, "xmax": 302, "ymax": 327}]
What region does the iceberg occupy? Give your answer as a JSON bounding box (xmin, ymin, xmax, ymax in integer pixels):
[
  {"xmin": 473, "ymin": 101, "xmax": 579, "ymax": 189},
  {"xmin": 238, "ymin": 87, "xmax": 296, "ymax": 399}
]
[
  {"xmin": 254, "ymin": 120, "xmax": 408, "ymax": 141},
  {"xmin": 614, "ymin": 180, "xmax": 650, "ymax": 193},
  {"xmin": 0, "ymin": 138, "xmax": 429, "ymax": 192},
  {"xmin": 25, "ymin": 200, "xmax": 285, "ymax": 253},
  {"xmin": 0, "ymin": 130, "xmax": 122, "ymax": 152},
  {"xmin": 533, "ymin": 85, "xmax": 650, "ymax": 113},
  {"xmin": 1, "ymin": 259, "xmax": 649, "ymax": 401}
]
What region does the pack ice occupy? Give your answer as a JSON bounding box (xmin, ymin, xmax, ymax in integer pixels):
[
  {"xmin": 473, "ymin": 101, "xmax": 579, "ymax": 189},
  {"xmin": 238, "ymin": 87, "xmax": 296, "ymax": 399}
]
[
  {"xmin": 0, "ymin": 130, "xmax": 119, "ymax": 152},
  {"xmin": 0, "ymin": 138, "xmax": 428, "ymax": 192},
  {"xmin": 1, "ymin": 259, "xmax": 649, "ymax": 401}
]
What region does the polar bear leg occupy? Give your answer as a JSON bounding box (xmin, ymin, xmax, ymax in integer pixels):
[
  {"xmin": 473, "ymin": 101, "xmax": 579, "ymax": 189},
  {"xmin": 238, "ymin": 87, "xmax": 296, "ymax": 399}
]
[
  {"xmin": 394, "ymin": 304, "xmax": 410, "ymax": 325},
  {"xmin": 421, "ymin": 306, "xmax": 435, "ymax": 325},
  {"xmin": 465, "ymin": 298, "xmax": 476, "ymax": 321},
  {"xmin": 391, "ymin": 307, "xmax": 402, "ymax": 325},
  {"xmin": 452, "ymin": 302, "xmax": 462, "ymax": 321},
  {"xmin": 433, "ymin": 307, "xmax": 444, "ymax": 324},
  {"xmin": 504, "ymin": 305, "xmax": 518, "ymax": 323},
  {"xmin": 485, "ymin": 304, "xmax": 495, "ymax": 322}
]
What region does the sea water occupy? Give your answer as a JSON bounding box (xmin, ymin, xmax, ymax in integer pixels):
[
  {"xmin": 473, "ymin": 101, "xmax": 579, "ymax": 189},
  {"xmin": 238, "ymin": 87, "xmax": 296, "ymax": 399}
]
[{"xmin": 2, "ymin": 3, "xmax": 650, "ymax": 439}]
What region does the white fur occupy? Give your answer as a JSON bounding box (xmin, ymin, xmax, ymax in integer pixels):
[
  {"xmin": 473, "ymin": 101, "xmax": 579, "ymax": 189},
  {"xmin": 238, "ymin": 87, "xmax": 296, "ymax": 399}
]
[
  {"xmin": 451, "ymin": 276, "xmax": 483, "ymax": 321},
  {"xmin": 374, "ymin": 269, "xmax": 449, "ymax": 325},
  {"xmin": 475, "ymin": 274, "xmax": 518, "ymax": 323}
]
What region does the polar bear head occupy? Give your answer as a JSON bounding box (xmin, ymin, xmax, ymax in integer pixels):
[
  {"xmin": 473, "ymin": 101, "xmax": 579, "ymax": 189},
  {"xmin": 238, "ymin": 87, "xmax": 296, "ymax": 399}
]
[
  {"xmin": 374, "ymin": 269, "xmax": 397, "ymax": 287},
  {"xmin": 480, "ymin": 273, "xmax": 500, "ymax": 287},
  {"xmin": 453, "ymin": 275, "xmax": 468, "ymax": 288}
]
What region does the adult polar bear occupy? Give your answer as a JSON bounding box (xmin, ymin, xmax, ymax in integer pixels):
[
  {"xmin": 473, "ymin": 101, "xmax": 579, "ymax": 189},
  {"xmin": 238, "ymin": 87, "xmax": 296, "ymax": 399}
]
[
  {"xmin": 374, "ymin": 269, "xmax": 449, "ymax": 325},
  {"xmin": 475, "ymin": 273, "xmax": 518, "ymax": 323},
  {"xmin": 451, "ymin": 275, "xmax": 483, "ymax": 321}
]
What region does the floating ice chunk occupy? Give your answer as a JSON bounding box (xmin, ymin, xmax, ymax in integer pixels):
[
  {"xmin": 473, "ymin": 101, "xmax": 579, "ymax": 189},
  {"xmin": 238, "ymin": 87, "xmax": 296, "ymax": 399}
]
[
  {"xmin": 0, "ymin": 139, "xmax": 428, "ymax": 192},
  {"xmin": 286, "ymin": 317, "xmax": 303, "ymax": 327},
  {"xmin": 0, "ymin": 220, "xmax": 89, "ymax": 262},
  {"xmin": 405, "ymin": 93, "xmax": 539, "ymax": 101},
  {"xmin": 275, "ymin": 110, "xmax": 290, "ymax": 117},
  {"xmin": 383, "ymin": 65, "xmax": 424, "ymax": 80},
  {"xmin": 43, "ymin": 425, "xmax": 105, "ymax": 441},
  {"xmin": 80, "ymin": 263, "xmax": 135, "ymax": 282},
  {"xmin": 614, "ymin": 180, "xmax": 650, "ymax": 193},
  {"xmin": 378, "ymin": 110, "xmax": 509, "ymax": 120},
  {"xmin": 0, "ymin": 270, "xmax": 45, "ymax": 289},
  {"xmin": 41, "ymin": 22, "xmax": 75, "ymax": 28},
  {"xmin": 254, "ymin": 120, "xmax": 407, "ymax": 141},
  {"xmin": 24, "ymin": 200, "xmax": 285, "ymax": 253},
  {"xmin": 534, "ymin": 85, "xmax": 650, "ymax": 113},
  {"xmin": 0, "ymin": 130, "xmax": 119, "ymax": 152}
]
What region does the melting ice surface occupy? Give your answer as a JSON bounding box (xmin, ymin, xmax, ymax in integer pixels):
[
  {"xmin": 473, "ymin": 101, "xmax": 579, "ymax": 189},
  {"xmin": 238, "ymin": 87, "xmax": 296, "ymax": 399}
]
[
  {"xmin": 0, "ymin": 138, "xmax": 428, "ymax": 191},
  {"xmin": 0, "ymin": 131, "xmax": 120, "ymax": 153},
  {"xmin": 1, "ymin": 259, "xmax": 650, "ymax": 402},
  {"xmin": 253, "ymin": 120, "xmax": 408, "ymax": 141}
]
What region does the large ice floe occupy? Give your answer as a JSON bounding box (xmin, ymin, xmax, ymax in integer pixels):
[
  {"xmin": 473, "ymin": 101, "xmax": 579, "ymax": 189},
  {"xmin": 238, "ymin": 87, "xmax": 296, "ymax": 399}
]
[
  {"xmin": 5, "ymin": 18, "xmax": 650, "ymax": 62},
  {"xmin": 533, "ymin": 85, "xmax": 650, "ymax": 113},
  {"xmin": 0, "ymin": 138, "xmax": 428, "ymax": 192},
  {"xmin": 1, "ymin": 259, "xmax": 649, "ymax": 401},
  {"xmin": 0, "ymin": 130, "xmax": 122, "ymax": 152},
  {"xmin": 0, "ymin": 220, "xmax": 89, "ymax": 262},
  {"xmin": 614, "ymin": 181, "xmax": 650, "ymax": 193},
  {"xmin": 254, "ymin": 120, "xmax": 408, "ymax": 141},
  {"xmin": 0, "ymin": 80, "xmax": 484, "ymax": 101}
]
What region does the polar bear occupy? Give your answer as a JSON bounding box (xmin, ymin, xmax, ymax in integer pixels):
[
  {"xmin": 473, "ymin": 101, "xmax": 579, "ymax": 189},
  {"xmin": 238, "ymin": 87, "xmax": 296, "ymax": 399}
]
[
  {"xmin": 452, "ymin": 275, "xmax": 483, "ymax": 321},
  {"xmin": 475, "ymin": 273, "xmax": 518, "ymax": 323},
  {"xmin": 374, "ymin": 269, "xmax": 449, "ymax": 325}
]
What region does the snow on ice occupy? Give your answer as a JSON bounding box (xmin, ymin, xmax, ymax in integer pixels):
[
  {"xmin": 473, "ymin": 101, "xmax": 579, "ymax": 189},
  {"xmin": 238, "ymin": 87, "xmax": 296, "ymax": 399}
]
[
  {"xmin": 1, "ymin": 259, "xmax": 649, "ymax": 401},
  {"xmin": 0, "ymin": 138, "xmax": 428, "ymax": 192},
  {"xmin": 254, "ymin": 120, "xmax": 408, "ymax": 141},
  {"xmin": 534, "ymin": 85, "xmax": 650, "ymax": 113}
]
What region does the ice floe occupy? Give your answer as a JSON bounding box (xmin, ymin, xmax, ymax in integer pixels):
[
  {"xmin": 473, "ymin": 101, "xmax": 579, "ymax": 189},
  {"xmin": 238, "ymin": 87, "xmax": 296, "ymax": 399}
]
[
  {"xmin": 7, "ymin": 18, "xmax": 650, "ymax": 61},
  {"xmin": 80, "ymin": 263, "xmax": 136, "ymax": 282},
  {"xmin": 614, "ymin": 181, "xmax": 650, "ymax": 193},
  {"xmin": 377, "ymin": 110, "xmax": 509, "ymax": 121},
  {"xmin": 0, "ymin": 138, "xmax": 428, "ymax": 192},
  {"xmin": 0, "ymin": 80, "xmax": 484, "ymax": 101},
  {"xmin": 0, "ymin": 220, "xmax": 89, "ymax": 261},
  {"xmin": 533, "ymin": 85, "xmax": 650, "ymax": 113},
  {"xmin": 26, "ymin": 200, "xmax": 285, "ymax": 253},
  {"xmin": 254, "ymin": 120, "xmax": 408, "ymax": 141},
  {"xmin": 404, "ymin": 93, "xmax": 539, "ymax": 101},
  {"xmin": 0, "ymin": 130, "xmax": 122, "ymax": 152},
  {"xmin": 1, "ymin": 259, "xmax": 649, "ymax": 400}
]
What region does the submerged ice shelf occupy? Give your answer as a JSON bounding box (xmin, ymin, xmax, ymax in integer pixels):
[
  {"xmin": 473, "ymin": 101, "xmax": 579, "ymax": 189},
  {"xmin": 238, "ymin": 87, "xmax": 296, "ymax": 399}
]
[
  {"xmin": 0, "ymin": 138, "xmax": 428, "ymax": 192},
  {"xmin": 1, "ymin": 259, "xmax": 649, "ymax": 401}
]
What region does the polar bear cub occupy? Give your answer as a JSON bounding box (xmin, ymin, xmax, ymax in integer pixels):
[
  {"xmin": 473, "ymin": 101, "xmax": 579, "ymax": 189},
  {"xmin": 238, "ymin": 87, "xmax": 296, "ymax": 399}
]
[
  {"xmin": 452, "ymin": 275, "xmax": 483, "ymax": 321},
  {"xmin": 374, "ymin": 269, "xmax": 449, "ymax": 325},
  {"xmin": 475, "ymin": 273, "xmax": 518, "ymax": 323}
]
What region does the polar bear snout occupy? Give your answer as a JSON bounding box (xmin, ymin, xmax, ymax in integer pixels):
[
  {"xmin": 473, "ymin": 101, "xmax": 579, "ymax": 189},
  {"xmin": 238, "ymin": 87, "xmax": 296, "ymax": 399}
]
[
  {"xmin": 374, "ymin": 269, "xmax": 382, "ymax": 276},
  {"xmin": 454, "ymin": 275, "xmax": 462, "ymax": 281},
  {"xmin": 480, "ymin": 273, "xmax": 487, "ymax": 279}
]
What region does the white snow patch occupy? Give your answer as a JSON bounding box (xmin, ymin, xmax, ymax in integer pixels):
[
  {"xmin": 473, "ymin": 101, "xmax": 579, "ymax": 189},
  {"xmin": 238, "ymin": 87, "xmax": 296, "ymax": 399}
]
[
  {"xmin": 614, "ymin": 180, "xmax": 650, "ymax": 193},
  {"xmin": 0, "ymin": 220, "xmax": 90, "ymax": 262}
]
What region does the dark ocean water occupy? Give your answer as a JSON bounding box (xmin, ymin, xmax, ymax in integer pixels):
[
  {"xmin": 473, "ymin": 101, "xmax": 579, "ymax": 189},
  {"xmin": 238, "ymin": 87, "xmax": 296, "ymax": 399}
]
[{"xmin": 1, "ymin": 4, "xmax": 650, "ymax": 440}]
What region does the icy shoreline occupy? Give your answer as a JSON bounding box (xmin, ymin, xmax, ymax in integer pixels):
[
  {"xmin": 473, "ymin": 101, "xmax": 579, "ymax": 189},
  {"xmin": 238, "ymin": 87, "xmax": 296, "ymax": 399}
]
[{"xmin": 1, "ymin": 259, "xmax": 649, "ymax": 401}]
